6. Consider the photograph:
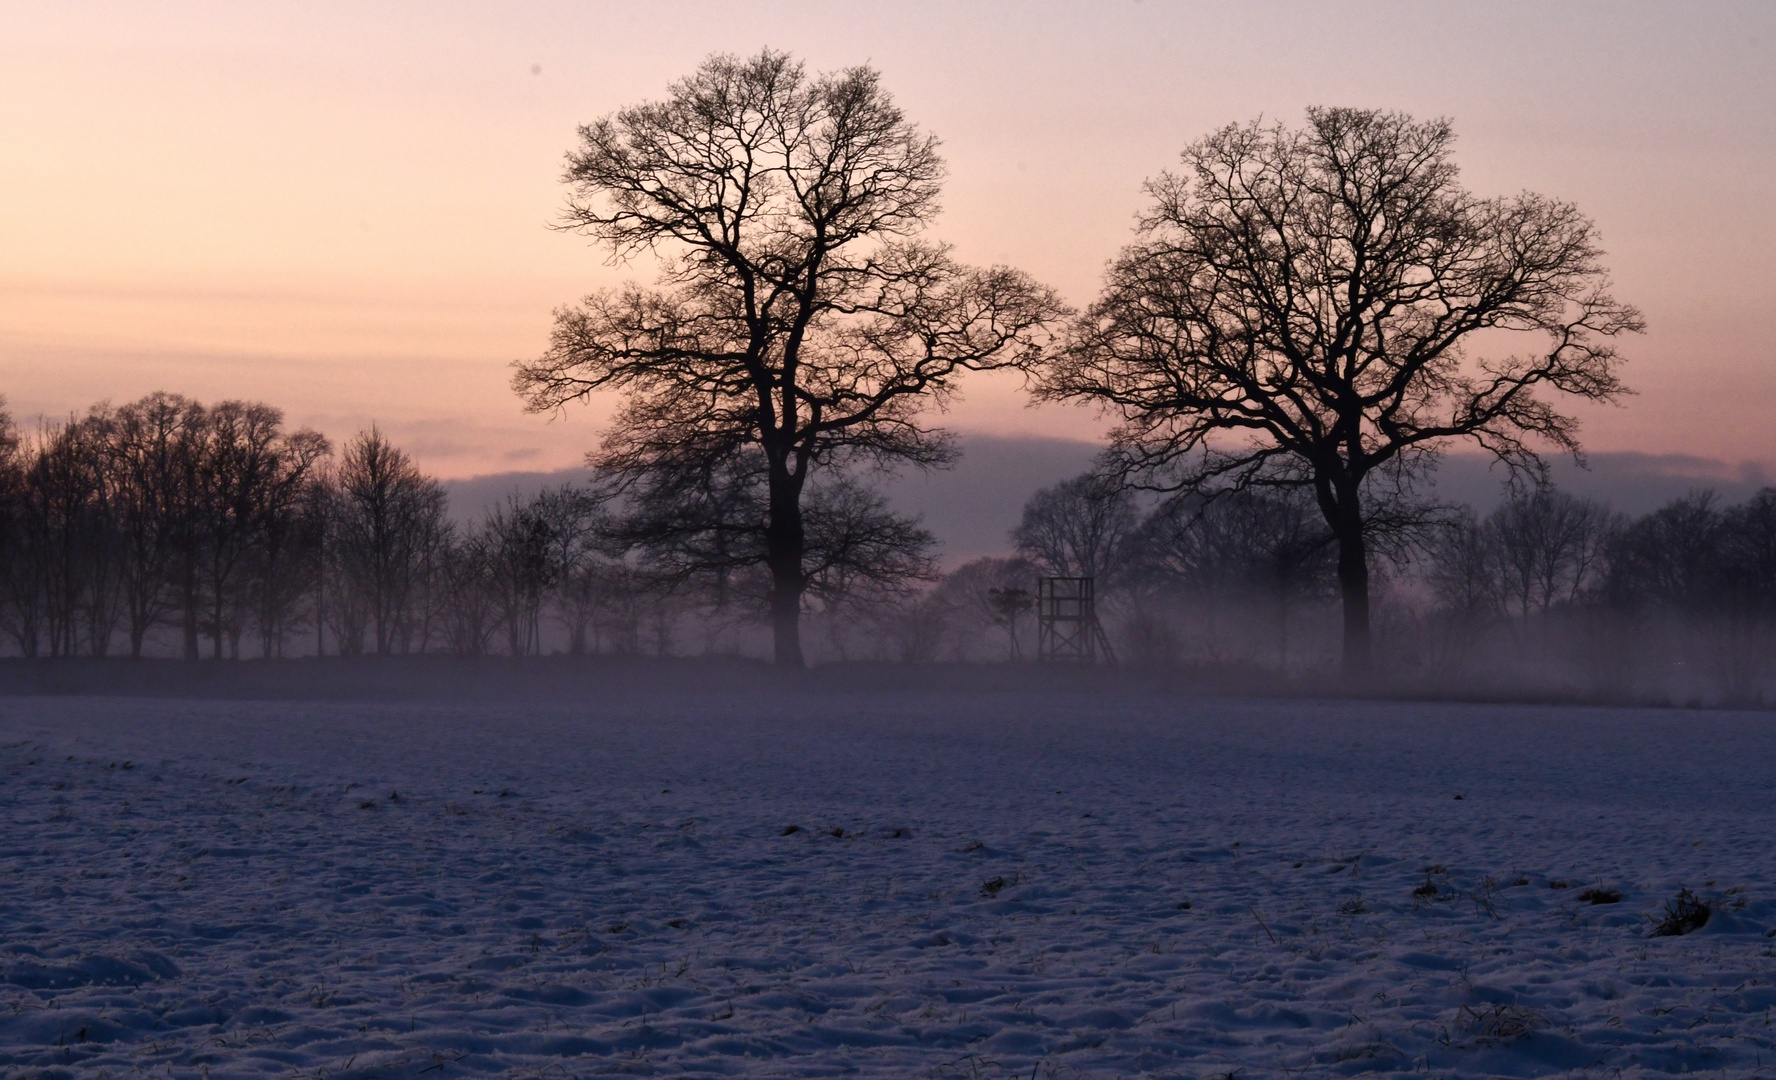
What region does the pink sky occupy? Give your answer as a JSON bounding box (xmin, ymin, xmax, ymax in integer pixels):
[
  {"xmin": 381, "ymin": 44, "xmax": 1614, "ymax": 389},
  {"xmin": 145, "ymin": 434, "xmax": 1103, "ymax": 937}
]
[{"xmin": 2, "ymin": 1, "xmax": 1772, "ymax": 477}]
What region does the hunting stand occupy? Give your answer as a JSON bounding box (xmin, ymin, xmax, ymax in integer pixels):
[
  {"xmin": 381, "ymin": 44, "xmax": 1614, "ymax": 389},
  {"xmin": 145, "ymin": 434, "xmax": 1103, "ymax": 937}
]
[{"xmin": 1035, "ymin": 576, "xmax": 1117, "ymax": 664}]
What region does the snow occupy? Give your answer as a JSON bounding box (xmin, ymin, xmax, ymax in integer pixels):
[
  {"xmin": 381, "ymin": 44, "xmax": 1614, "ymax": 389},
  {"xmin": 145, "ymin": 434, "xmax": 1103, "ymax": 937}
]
[{"xmin": 1, "ymin": 687, "xmax": 1773, "ymax": 1078}]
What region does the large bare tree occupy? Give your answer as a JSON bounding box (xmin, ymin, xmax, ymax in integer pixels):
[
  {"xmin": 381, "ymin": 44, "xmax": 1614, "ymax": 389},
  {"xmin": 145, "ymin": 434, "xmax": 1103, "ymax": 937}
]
[
  {"xmin": 1039, "ymin": 108, "xmax": 1642, "ymax": 678},
  {"xmin": 513, "ymin": 51, "xmax": 1062, "ymax": 665}
]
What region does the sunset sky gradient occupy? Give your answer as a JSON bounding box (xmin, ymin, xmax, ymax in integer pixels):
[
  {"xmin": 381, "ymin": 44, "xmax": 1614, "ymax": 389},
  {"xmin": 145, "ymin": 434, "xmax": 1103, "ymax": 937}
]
[{"xmin": 3, "ymin": 1, "xmax": 1772, "ymax": 477}]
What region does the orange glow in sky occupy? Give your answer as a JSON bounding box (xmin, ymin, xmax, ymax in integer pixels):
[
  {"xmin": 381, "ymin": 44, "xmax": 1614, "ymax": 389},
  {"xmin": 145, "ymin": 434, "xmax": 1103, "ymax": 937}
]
[{"xmin": 3, "ymin": 2, "xmax": 1772, "ymax": 476}]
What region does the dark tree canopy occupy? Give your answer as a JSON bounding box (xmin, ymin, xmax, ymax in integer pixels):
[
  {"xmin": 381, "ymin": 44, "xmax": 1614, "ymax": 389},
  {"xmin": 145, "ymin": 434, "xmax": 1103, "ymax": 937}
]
[
  {"xmin": 1039, "ymin": 107, "xmax": 1642, "ymax": 677},
  {"xmin": 513, "ymin": 50, "xmax": 1063, "ymax": 665}
]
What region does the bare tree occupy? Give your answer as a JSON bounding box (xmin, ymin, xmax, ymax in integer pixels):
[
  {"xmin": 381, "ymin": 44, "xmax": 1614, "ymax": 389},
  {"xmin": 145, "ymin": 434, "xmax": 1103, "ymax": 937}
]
[
  {"xmin": 1717, "ymin": 490, "xmax": 1776, "ymax": 698},
  {"xmin": 331, "ymin": 428, "xmax": 447, "ymax": 654},
  {"xmin": 931, "ymin": 556, "xmax": 1038, "ymax": 661},
  {"xmin": 513, "ymin": 50, "xmax": 1062, "ymax": 666},
  {"xmin": 483, "ymin": 495, "xmax": 555, "ymax": 656},
  {"xmin": 0, "ymin": 405, "xmax": 51, "ymax": 656},
  {"xmin": 591, "ymin": 560, "xmax": 647, "ymax": 655},
  {"xmin": 194, "ymin": 402, "xmax": 328, "ymax": 658},
  {"xmin": 526, "ymin": 486, "xmax": 606, "ymax": 655},
  {"xmin": 106, "ymin": 394, "xmax": 206, "ymax": 657},
  {"xmin": 599, "ymin": 452, "xmax": 938, "ymax": 636},
  {"xmin": 1039, "ymin": 108, "xmax": 1642, "ymax": 678},
  {"xmin": 0, "ymin": 400, "xmax": 26, "ymax": 652},
  {"xmin": 248, "ymin": 433, "xmax": 330, "ymax": 658},
  {"xmin": 1488, "ymin": 485, "xmax": 1615, "ymax": 632},
  {"xmin": 1421, "ymin": 509, "xmax": 1504, "ymax": 667},
  {"xmin": 20, "ymin": 414, "xmax": 122, "ymax": 656},
  {"xmin": 1134, "ymin": 488, "xmax": 1335, "ymax": 668},
  {"xmin": 798, "ymin": 474, "xmax": 939, "ymax": 612},
  {"xmin": 1605, "ymin": 492, "xmax": 1722, "ymax": 617},
  {"xmin": 552, "ymin": 546, "xmax": 612, "ymax": 656},
  {"xmin": 1011, "ymin": 471, "xmax": 1140, "ymax": 583},
  {"xmin": 1601, "ymin": 491, "xmax": 1770, "ymax": 698},
  {"xmin": 1721, "ymin": 491, "xmax": 1776, "ymax": 625},
  {"xmin": 873, "ymin": 587, "xmax": 952, "ymax": 663},
  {"xmin": 436, "ymin": 525, "xmax": 499, "ymax": 657},
  {"xmin": 0, "ymin": 398, "xmax": 16, "ymax": 477},
  {"xmin": 69, "ymin": 411, "xmax": 125, "ymax": 656},
  {"xmin": 985, "ymin": 586, "xmax": 1034, "ymax": 660},
  {"xmin": 1424, "ymin": 511, "xmax": 1501, "ymax": 620}
]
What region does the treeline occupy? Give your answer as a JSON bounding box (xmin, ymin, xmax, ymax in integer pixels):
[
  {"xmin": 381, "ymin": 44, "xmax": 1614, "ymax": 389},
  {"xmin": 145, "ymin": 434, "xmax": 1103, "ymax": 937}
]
[
  {"xmin": 904, "ymin": 474, "xmax": 1774, "ymax": 703},
  {"xmin": 1419, "ymin": 486, "xmax": 1776, "ymax": 700},
  {"xmin": 0, "ymin": 393, "xmax": 651, "ymax": 660},
  {"xmin": 3, "ymin": 391, "xmax": 1772, "ymax": 703},
  {"xmin": 0, "ymin": 391, "xmax": 931, "ymax": 662}
]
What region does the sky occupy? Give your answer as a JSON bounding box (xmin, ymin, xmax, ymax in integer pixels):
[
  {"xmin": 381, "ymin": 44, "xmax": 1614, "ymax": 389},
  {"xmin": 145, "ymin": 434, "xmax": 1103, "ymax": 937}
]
[{"xmin": 2, "ymin": 1, "xmax": 1773, "ymax": 479}]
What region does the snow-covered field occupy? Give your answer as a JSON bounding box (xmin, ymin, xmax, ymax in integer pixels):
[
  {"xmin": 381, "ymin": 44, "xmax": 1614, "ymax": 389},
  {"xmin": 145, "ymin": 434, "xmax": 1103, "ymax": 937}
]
[{"xmin": 2, "ymin": 686, "xmax": 1773, "ymax": 1079}]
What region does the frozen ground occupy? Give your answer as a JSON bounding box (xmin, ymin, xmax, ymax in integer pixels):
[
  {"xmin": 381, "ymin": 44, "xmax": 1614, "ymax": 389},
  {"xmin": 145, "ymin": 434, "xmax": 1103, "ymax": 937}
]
[{"xmin": 1, "ymin": 688, "xmax": 1774, "ymax": 1079}]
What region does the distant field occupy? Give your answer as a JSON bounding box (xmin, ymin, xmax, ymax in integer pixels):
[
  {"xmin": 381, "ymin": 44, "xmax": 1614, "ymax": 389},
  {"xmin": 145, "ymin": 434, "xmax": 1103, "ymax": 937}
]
[{"xmin": 1, "ymin": 690, "xmax": 1772, "ymax": 1078}]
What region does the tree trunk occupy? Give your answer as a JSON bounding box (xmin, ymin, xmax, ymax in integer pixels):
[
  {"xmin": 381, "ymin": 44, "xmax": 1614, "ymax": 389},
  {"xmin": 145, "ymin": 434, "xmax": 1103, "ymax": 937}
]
[
  {"xmin": 1332, "ymin": 490, "xmax": 1372, "ymax": 683},
  {"xmin": 765, "ymin": 464, "xmax": 805, "ymax": 667},
  {"xmin": 1277, "ymin": 587, "xmax": 1290, "ymax": 673},
  {"xmin": 181, "ymin": 573, "xmax": 200, "ymax": 661},
  {"xmin": 212, "ymin": 588, "xmax": 225, "ymax": 659},
  {"xmin": 315, "ymin": 561, "xmax": 325, "ymax": 658}
]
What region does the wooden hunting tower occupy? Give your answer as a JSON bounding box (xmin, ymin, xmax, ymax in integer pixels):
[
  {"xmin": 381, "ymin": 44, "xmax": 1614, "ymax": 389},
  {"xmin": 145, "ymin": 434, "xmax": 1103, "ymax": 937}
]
[{"xmin": 1035, "ymin": 576, "xmax": 1117, "ymax": 664}]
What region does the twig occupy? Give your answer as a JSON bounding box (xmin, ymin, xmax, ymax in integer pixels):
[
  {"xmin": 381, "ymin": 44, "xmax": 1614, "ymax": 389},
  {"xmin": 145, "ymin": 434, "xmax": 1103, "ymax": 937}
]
[{"xmin": 1247, "ymin": 903, "xmax": 1277, "ymax": 945}]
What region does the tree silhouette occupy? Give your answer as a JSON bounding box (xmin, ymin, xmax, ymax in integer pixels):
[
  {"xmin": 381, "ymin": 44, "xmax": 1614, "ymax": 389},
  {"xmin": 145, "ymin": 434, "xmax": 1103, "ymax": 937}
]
[
  {"xmin": 986, "ymin": 586, "xmax": 1033, "ymax": 660},
  {"xmin": 1011, "ymin": 471, "xmax": 1139, "ymax": 583},
  {"xmin": 330, "ymin": 428, "xmax": 446, "ymax": 655},
  {"xmin": 1039, "ymin": 108, "xmax": 1642, "ymax": 678},
  {"xmin": 1134, "ymin": 488, "xmax": 1335, "ymax": 668},
  {"xmin": 1488, "ymin": 486, "xmax": 1614, "ymax": 633},
  {"xmin": 194, "ymin": 402, "xmax": 328, "ymax": 659},
  {"xmin": 514, "ymin": 50, "xmax": 1062, "ymax": 665},
  {"xmin": 599, "ymin": 457, "xmax": 938, "ymax": 623},
  {"xmin": 107, "ymin": 394, "xmax": 206, "ymax": 658}
]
